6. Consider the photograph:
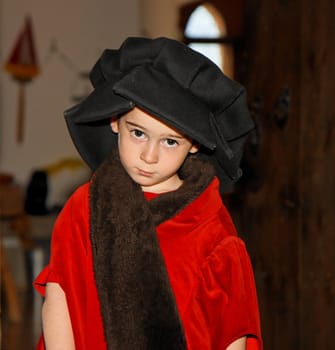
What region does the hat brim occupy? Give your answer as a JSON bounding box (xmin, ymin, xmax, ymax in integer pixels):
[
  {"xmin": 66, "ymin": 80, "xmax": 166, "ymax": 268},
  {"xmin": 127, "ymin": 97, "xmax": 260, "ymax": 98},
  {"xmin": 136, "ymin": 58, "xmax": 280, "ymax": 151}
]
[
  {"xmin": 65, "ymin": 64, "xmax": 219, "ymax": 171},
  {"xmin": 64, "ymin": 82, "xmax": 134, "ymax": 170}
]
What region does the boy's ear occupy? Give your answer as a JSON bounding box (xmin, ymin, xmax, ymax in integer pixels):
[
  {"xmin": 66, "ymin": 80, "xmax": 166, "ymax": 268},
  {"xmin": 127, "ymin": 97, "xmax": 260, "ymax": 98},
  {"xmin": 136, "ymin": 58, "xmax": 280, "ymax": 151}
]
[
  {"xmin": 189, "ymin": 143, "xmax": 200, "ymax": 154},
  {"xmin": 110, "ymin": 117, "xmax": 119, "ymax": 133}
]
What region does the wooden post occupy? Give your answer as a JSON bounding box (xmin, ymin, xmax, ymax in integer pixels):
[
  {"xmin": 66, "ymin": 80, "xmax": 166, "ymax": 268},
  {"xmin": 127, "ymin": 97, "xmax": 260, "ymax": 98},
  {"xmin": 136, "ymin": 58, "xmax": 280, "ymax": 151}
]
[{"xmin": 17, "ymin": 83, "xmax": 25, "ymax": 144}]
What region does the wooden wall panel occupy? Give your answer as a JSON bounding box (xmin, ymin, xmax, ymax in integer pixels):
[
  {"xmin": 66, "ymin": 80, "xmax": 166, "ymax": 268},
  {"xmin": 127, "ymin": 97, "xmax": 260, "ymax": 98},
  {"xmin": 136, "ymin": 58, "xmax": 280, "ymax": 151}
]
[
  {"xmin": 299, "ymin": 0, "xmax": 335, "ymax": 348},
  {"xmin": 232, "ymin": 0, "xmax": 335, "ymax": 348},
  {"xmin": 238, "ymin": 1, "xmax": 301, "ymax": 349}
]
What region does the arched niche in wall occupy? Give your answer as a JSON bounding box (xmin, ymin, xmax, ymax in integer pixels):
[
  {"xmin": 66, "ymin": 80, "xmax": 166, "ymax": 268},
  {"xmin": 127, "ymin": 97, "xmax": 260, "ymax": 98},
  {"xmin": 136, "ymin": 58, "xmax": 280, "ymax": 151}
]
[{"xmin": 179, "ymin": 1, "xmax": 245, "ymax": 79}]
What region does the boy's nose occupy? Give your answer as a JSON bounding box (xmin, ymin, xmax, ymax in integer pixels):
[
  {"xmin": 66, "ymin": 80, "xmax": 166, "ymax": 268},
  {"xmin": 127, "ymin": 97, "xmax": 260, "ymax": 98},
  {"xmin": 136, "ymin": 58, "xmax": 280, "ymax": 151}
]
[{"xmin": 140, "ymin": 143, "xmax": 159, "ymax": 164}]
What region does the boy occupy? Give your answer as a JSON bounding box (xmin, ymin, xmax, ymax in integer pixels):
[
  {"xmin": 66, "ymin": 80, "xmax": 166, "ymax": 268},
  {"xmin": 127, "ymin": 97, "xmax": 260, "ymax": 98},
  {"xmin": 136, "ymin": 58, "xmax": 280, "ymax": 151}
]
[{"xmin": 35, "ymin": 37, "xmax": 262, "ymax": 349}]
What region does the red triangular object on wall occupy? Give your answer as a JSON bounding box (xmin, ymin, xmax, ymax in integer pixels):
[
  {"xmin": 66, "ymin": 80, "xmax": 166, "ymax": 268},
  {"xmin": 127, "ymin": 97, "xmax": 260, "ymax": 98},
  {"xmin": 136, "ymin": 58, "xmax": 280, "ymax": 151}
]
[{"xmin": 5, "ymin": 16, "xmax": 40, "ymax": 81}]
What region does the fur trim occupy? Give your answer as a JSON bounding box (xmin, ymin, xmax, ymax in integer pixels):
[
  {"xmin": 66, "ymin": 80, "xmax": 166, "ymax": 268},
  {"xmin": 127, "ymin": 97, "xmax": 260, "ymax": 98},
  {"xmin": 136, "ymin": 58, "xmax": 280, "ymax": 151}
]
[{"xmin": 90, "ymin": 151, "xmax": 215, "ymax": 349}]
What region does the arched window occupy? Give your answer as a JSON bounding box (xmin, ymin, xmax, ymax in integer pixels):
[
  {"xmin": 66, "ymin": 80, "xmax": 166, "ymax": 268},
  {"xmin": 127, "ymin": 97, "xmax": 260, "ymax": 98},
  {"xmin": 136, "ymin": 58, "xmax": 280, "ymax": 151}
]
[{"xmin": 182, "ymin": 3, "xmax": 235, "ymax": 78}]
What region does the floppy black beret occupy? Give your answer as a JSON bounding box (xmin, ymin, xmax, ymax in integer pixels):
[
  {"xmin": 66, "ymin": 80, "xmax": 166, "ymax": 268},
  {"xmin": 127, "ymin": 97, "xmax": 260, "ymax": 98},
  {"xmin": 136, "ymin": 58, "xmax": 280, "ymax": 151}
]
[{"xmin": 64, "ymin": 36, "xmax": 254, "ymax": 192}]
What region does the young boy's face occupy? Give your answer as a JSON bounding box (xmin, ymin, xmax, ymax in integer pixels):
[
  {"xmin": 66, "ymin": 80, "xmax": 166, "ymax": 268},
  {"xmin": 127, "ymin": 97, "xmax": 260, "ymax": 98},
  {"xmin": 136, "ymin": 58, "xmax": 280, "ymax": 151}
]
[{"xmin": 111, "ymin": 107, "xmax": 199, "ymax": 193}]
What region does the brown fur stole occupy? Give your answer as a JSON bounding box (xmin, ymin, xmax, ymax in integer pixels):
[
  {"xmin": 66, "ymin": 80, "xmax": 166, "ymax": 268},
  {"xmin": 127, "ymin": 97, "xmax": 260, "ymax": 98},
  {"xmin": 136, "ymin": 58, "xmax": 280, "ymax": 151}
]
[{"xmin": 90, "ymin": 151, "xmax": 215, "ymax": 349}]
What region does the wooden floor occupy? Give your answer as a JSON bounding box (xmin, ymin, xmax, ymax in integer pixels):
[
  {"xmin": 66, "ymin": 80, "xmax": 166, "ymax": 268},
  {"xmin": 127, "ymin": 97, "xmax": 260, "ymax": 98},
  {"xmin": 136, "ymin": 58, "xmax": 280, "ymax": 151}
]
[{"xmin": 2, "ymin": 289, "xmax": 43, "ymax": 350}]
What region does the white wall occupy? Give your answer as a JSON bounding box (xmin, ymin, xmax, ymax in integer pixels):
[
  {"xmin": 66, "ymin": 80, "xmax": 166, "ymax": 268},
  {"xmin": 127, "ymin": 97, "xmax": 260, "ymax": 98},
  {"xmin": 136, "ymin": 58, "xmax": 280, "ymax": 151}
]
[
  {"xmin": 0, "ymin": 0, "xmax": 140, "ymax": 203},
  {"xmin": 141, "ymin": 0, "xmax": 193, "ymax": 39},
  {"xmin": 0, "ymin": 0, "xmax": 196, "ymax": 206}
]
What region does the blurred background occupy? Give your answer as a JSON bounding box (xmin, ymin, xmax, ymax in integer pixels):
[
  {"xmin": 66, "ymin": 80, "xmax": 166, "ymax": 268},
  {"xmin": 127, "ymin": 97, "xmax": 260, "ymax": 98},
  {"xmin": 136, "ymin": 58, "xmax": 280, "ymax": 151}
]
[{"xmin": 1, "ymin": 0, "xmax": 334, "ymax": 349}]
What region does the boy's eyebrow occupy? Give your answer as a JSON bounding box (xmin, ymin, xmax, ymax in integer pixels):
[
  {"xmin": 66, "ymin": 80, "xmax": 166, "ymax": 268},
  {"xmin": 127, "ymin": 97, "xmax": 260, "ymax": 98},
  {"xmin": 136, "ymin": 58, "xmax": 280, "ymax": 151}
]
[
  {"xmin": 125, "ymin": 121, "xmax": 145, "ymax": 129},
  {"xmin": 125, "ymin": 121, "xmax": 185, "ymax": 139}
]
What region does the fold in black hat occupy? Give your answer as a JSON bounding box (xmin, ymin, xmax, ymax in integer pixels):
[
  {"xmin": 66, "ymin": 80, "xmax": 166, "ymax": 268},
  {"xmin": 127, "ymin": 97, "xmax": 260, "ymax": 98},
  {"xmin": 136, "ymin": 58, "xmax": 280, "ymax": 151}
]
[{"xmin": 64, "ymin": 37, "xmax": 254, "ymax": 191}]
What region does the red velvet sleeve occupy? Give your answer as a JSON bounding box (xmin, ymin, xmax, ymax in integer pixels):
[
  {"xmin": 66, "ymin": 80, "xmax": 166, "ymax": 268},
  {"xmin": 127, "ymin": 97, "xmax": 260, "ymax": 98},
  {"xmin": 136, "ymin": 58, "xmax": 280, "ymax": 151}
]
[
  {"xmin": 33, "ymin": 183, "xmax": 106, "ymax": 350},
  {"xmin": 33, "ymin": 183, "xmax": 89, "ymax": 349},
  {"xmin": 199, "ymin": 236, "xmax": 262, "ymax": 349},
  {"xmin": 34, "ymin": 183, "xmax": 90, "ymax": 294}
]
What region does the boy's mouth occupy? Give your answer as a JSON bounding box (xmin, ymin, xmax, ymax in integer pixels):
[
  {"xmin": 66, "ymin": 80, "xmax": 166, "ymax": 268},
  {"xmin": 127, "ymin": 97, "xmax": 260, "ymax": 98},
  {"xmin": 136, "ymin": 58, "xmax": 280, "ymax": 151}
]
[{"xmin": 137, "ymin": 168, "xmax": 154, "ymax": 177}]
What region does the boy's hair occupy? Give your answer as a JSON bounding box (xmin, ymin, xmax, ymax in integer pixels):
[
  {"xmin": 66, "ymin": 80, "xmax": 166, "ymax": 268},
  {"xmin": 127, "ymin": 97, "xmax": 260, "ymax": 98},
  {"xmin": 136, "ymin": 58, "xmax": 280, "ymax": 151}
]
[{"xmin": 64, "ymin": 37, "xmax": 254, "ymax": 191}]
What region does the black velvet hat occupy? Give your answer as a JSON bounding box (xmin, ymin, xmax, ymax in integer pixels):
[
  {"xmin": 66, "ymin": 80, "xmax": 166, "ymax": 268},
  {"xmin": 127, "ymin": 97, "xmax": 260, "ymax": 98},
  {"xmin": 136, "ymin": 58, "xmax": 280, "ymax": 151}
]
[{"xmin": 64, "ymin": 37, "xmax": 254, "ymax": 191}]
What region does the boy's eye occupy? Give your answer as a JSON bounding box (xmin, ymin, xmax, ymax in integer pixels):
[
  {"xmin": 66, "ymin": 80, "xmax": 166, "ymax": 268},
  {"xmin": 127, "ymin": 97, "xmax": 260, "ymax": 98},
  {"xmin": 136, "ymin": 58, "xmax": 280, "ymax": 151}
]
[
  {"xmin": 164, "ymin": 139, "xmax": 179, "ymax": 147},
  {"xmin": 131, "ymin": 129, "xmax": 145, "ymax": 139}
]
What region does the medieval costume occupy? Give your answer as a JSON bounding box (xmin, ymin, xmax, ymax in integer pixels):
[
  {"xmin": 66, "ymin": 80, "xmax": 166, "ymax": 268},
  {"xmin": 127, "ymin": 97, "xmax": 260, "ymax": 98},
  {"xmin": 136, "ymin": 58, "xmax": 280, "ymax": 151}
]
[{"xmin": 34, "ymin": 37, "xmax": 262, "ymax": 349}]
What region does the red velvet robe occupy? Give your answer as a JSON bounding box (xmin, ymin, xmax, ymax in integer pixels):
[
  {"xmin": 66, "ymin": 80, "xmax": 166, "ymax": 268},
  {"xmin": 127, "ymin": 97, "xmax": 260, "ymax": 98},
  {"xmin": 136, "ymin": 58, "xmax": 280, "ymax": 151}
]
[{"xmin": 34, "ymin": 177, "xmax": 262, "ymax": 349}]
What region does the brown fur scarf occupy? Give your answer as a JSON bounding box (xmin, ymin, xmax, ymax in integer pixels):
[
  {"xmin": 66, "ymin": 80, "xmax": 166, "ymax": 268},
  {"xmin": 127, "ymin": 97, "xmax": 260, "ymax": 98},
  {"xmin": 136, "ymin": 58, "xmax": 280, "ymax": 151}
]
[{"xmin": 90, "ymin": 151, "xmax": 215, "ymax": 350}]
